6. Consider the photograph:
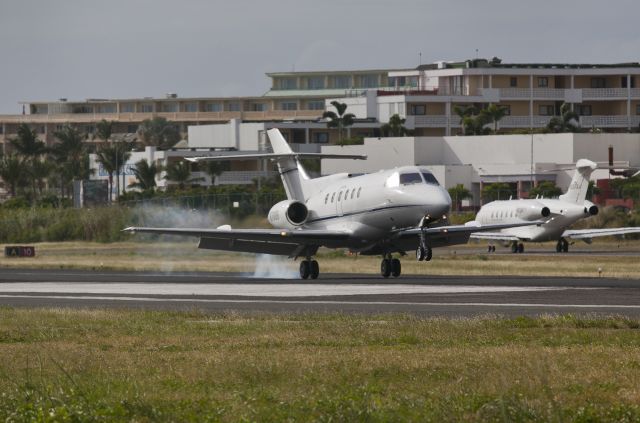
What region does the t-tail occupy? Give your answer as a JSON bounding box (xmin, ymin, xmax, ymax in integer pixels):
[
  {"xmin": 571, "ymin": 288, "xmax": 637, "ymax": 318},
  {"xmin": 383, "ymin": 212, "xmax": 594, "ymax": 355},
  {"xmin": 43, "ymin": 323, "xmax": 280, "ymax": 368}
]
[
  {"xmin": 558, "ymin": 159, "xmax": 597, "ymax": 204},
  {"xmin": 186, "ymin": 129, "xmax": 366, "ymax": 202}
]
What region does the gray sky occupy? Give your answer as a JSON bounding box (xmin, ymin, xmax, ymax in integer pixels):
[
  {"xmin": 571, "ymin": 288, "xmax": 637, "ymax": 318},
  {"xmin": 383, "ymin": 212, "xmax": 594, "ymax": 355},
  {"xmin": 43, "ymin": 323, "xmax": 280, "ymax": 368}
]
[{"xmin": 0, "ymin": 0, "xmax": 638, "ymax": 113}]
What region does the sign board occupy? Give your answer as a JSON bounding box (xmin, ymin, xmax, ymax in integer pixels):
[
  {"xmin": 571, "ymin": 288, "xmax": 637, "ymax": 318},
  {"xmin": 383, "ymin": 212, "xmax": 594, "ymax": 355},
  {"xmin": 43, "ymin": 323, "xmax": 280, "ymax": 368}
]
[{"xmin": 5, "ymin": 246, "xmax": 36, "ymax": 257}]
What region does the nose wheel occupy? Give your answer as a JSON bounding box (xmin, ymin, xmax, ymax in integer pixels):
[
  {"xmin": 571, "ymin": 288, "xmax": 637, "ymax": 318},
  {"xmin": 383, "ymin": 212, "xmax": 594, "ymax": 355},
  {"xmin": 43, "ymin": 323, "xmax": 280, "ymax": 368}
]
[
  {"xmin": 416, "ymin": 245, "xmax": 432, "ymax": 261},
  {"xmin": 299, "ymin": 259, "xmax": 319, "ymax": 279}
]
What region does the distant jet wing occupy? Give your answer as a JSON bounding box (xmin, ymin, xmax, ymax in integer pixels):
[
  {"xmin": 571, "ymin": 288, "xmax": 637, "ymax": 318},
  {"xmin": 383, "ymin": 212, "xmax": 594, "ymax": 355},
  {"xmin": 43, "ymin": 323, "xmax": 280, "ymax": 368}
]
[
  {"xmin": 469, "ymin": 232, "xmax": 521, "ymax": 241},
  {"xmin": 122, "ymin": 227, "xmax": 352, "ymax": 256},
  {"xmin": 396, "ymin": 221, "xmax": 541, "ymax": 247},
  {"xmin": 563, "ymin": 227, "xmax": 640, "ymax": 240}
]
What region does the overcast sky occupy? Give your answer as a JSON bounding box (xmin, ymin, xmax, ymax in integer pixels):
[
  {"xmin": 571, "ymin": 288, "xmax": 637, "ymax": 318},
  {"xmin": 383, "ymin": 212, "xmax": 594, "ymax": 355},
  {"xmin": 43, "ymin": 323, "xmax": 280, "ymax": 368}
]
[{"xmin": 0, "ymin": 0, "xmax": 638, "ymax": 113}]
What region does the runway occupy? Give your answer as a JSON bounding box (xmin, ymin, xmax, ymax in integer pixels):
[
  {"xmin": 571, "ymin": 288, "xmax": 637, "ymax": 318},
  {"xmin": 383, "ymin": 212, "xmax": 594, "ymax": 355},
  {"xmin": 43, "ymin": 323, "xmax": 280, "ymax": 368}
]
[{"xmin": 0, "ymin": 269, "xmax": 639, "ymax": 317}]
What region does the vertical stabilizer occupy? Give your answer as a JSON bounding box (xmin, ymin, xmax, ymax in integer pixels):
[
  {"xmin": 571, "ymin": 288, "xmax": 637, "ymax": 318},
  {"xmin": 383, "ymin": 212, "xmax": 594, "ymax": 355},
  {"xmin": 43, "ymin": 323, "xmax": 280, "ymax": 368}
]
[
  {"xmin": 266, "ymin": 129, "xmax": 310, "ymax": 201},
  {"xmin": 559, "ymin": 159, "xmax": 597, "ymax": 204}
]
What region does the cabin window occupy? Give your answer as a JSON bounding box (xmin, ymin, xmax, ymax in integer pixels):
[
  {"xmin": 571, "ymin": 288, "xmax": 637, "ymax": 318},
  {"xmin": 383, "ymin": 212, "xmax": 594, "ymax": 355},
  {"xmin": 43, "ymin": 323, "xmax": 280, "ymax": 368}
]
[
  {"xmin": 357, "ymin": 187, "xmax": 362, "ymax": 198},
  {"xmin": 338, "ymin": 191, "xmax": 343, "ymax": 201},
  {"xmin": 344, "ymin": 189, "xmax": 349, "ymax": 200},
  {"xmin": 400, "ymin": 172, "xmax": 422, "ymax": 185},
  {"xmin": 421, "ymin": 171, "xmax": 440, "ymax": 185},
  {"xmin": 331, "ymin": 193, "xmax": 335, "ymax": 203},
  {"xmin": 325, "ymin": 193, "xmax": 329, "ymax": 204},
  {"xmin": 351, "ymin": 189, "xmax": 355, "ymax": 199}
]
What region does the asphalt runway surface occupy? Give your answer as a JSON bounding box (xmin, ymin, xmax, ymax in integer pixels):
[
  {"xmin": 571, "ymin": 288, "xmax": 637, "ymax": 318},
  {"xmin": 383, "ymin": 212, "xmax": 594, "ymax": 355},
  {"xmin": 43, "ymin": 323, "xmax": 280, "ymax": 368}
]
[{"xmin": 1, "ymin": 268, "xmax": 639, "ymax": 317}]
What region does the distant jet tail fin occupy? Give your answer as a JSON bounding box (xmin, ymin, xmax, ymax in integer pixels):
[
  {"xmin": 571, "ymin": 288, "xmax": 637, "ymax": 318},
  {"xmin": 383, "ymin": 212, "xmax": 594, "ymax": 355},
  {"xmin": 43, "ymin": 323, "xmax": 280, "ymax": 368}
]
[{"xmin": 559, "ymin": 159, "xmax": 597, "ymax": 204}]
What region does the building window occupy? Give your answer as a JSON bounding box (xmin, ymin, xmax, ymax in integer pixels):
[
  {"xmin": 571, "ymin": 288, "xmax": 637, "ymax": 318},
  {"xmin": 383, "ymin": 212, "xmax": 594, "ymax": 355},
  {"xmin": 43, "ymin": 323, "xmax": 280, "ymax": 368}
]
[
  {"xmin": 307, "ymin": 77, "xmax": 324, "ymax": 89},
  {"xmin": 0, "ymin": 126, "xmax": 3, "ymax": 134},
  {"xmin": 279, "ymin": 78, "xmax": 297, "ymax": 90},
  {"xmin": 227, "ymin": 103, "xmax": 241, "ymax": 112},
  {"xmin": 280, "ymin": 102, "xmax": 297, "ymax": 111},
  {"xmin": 360, "ymin": 74, "xmax": 378, "ymax": 88},
  {"xmin": 251, "ymin": 103, "xmax": 266, "ymax": 112},
  {"xmin": 204, "ymin": 103, "xmax": 221, "ymax": 112},
  {"xmin": 333, "ymin": 75, "xmax": 351, "ymax": 89},
  {"xmin": 636, "ymin": 104, "xmax": 640, "ymax": 115},
  {"xmin": 502, "ymin": 105, "xmax": 511, "ymax": 116},
  {"xmin": 140, "ymin": 103, "xmax": 154, "ymax": 113},
  {"xmin": 313, "ymin": 132, "xmax": 329, "ymax": 143},
  {"xmin": 97, "ymin": 104, "xmax": 116, "ymax": 114},
  {"xmin": 307, "ymin": 100, "xmax": 325, "ymax": 110},
  {"xmin": 73, "ymin": 105, "xmax": 93, "ymax": 114},
  {"xmin": 537, "ymin": 77, "xmax": 548, "ymax": 88},
  {"xmin": 510, "ymin": 77, "xmax": 518, "ymax": 87},
  {"xmin": 183, "ymin": 103, "xmax": 198, "ymax": 112},
  {"xmin": 622, "ymin": 77, "xmax": 636, "ymax": 88},
  {"xmin": 591, "ymin": 78, "xmax": 606, "ymax": 89},
  {"xmin": 538, "ymin": 105, "xmax": 554, "ymax": 116},
  {"xmin": 411, "ymin": 104, "xmax": 426, "ymax": 115},
  {"xmin": 578, "ymin": 105, "xmax": 592, "ymax": 116},
  {"xmin": 161, "ymin": 103, "xmax": 178, "ymax": 113},
  {"xmin": 121, "ymin": 103, "xmax": 134, "ymax": 113}
]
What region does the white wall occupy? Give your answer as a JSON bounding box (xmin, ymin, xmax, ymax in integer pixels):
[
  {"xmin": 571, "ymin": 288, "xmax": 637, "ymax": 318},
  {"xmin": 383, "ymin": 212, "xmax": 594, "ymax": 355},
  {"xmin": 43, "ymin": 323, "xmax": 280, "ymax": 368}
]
[{"xmin": 188, "ymin": 123, "xmax": 237, "ymax": 149}]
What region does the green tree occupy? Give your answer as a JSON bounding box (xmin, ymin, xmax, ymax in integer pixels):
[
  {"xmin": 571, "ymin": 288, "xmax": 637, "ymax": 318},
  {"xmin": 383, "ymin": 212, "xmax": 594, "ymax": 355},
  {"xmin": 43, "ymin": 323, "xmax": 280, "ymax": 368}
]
[
  {"xmin": 96, "ymin": 119, "xmax": 113, "ymax": 144},
  {"xmin": 453, "ymin": 105, "xmax": 491, "ymax": 135},
  {"xmin": 128, "ymin": 159, "xmax": 162, "ymax": 192},
  {"xmin": 322, "ymin": 101, "xmax": 355, "ymax": 145},
  {"xmin": 0, "ymin": 154, "xmax": 27, "ymax": 197},
  {"xmin": 381, "ymin": 114, "xmax": 410, "ymax": 137},
  {"xmin": 9, "ymin": 123, "xmax": 48, "ymax": 196},
  {"xmin": 447, "ymin": 184, "xmax": 472, "ymax": 211},
  {"xmin": 137, "ymin": 117, "xmax": 180, "ymax": 149},
  {"xmin": 203, "ymin": 161, "xmax": 229, "ymax": 185},
  {"xmin": 164, "ymin": 161, "xmax": 204, "ymax": 190},
  {"xmin": 546, "ymin": 103, "xmax": 581, "ymax": 133},
  {"xmin": 528, "ymin": 181, "xmax": 562, "ymax": 198},
  {"xmin": 481, "ymin": 104, "xmax": 508, "ymax": 133},
  {"xmin": 95, "ymin": 144, "xmax": 117, "ymax": 202},
  {"xmin": 610, "ymin": 175, "xmax": 640, "ymax": 201},
  {"xmin": 52, "ymin": 125, "xmax": 91, "ymax": 200},
  {"xmin": 482, "ymin": 182, "xmax": 515, "ymax": 203}
]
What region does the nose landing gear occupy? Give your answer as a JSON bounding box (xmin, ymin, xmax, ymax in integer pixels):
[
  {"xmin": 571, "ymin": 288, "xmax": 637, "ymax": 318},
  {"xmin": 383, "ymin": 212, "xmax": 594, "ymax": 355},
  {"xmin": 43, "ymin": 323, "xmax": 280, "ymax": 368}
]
[{"xmin": 556, "ymin": 238, "xmax": 569, "ymax": 253}]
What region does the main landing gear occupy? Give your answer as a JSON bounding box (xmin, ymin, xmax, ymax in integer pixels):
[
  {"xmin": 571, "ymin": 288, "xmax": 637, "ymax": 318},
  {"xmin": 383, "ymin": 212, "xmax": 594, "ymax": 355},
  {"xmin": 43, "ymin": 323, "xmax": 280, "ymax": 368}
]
[
  {"xmin": 299, "ymin": 258, "xmax": 319, "ymax": 279},
  {"xmin": 510, "ymin": 241, "xmax": 525, "ymax": 253},
  {"xmin": 380, "ymin": 254, "xmax": 401, "ymax": 278},
  {"xmin": 556, "ymin": 238, "xmax": 569, "ymax": 253}
]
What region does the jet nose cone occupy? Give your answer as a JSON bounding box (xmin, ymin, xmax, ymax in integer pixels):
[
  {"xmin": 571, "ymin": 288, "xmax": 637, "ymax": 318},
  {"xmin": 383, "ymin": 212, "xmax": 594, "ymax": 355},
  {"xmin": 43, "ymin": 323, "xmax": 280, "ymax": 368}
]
[{"xmin": 422, "ymin": 186, "xmax": 451, "ymax": 217}]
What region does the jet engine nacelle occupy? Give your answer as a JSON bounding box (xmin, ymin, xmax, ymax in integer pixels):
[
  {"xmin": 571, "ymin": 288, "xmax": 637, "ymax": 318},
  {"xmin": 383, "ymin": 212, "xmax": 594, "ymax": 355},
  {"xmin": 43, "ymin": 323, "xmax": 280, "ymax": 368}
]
[
  {"xmin": 584, "ymin": 201, "xmax": 599, "ymax": 216},
  {"xmin": 520, "ymin": 204, "xmax": 551, "ymax": 220},
  {"xmin": 268, "ymin": 200, "xmax": 309, "ymax": 228}
]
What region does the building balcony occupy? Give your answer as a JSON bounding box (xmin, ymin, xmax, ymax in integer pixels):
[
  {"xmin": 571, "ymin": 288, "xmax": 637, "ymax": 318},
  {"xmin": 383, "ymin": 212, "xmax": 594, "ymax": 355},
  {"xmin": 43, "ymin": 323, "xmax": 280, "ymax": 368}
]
[
  {"xmin": 579, "ymin": 115, "xmax": 640, "ymax": 128},
  {"xmin": 406, "ymin": 115, "xmax": 553, "ymax": 129}
]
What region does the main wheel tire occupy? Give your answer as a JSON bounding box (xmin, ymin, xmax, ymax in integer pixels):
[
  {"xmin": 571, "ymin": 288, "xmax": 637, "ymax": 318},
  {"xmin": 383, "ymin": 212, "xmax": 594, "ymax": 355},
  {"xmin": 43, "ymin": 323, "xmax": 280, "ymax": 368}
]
[
  {"xmin": 517, "ymin": 243, "xmax": 524, "ymax": 253},
  {"xmin": 425, "ymin": 246, "xmax": 433, "ymax": 261},
  {"xmin": 310, "ymin": 260, "xmax": 319, "ymax": 279},
  {"xmin": 391, "ymin": 258, "xmax": 401, "ymax": 277},
  {"xmin": 511, "ymin": 243, "xmax": 518, "ymax": 254},
  {"xmin": 556, "ymin": 241, "xmax": 562, "ymax": 253},
  {"xmin": 416, "ymin": 246, "xmax": 425, "ymax": 261},
  {"xmin": 299, "ymin": 260, "xmax": 310, "ymax": 279},
  {"xmin": 380, "ymin": 259, "xmax": 391, "ymax": 278},
  {"xmin": 562, "ymin": 240, "xmax": 569, "ymax": 253}
]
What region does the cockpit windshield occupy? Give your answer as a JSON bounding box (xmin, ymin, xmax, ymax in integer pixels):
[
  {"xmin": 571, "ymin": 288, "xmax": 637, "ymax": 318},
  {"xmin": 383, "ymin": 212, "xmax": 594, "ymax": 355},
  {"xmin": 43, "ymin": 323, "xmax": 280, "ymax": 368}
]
[
  {"xmin": 399, "ymin": 172, "xmax": 423, "ymax": 185},
  {"xmin": 421, "ymin": 171, "xmax": 439, "ymax": 186}
]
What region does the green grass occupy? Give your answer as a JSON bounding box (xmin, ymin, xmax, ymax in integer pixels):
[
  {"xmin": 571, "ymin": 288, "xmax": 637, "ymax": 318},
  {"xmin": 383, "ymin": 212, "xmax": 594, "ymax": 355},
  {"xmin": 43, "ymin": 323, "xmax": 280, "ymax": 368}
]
[{"xmin": 1, "ymin": 309, "xmax": 640, "ymax": 421}]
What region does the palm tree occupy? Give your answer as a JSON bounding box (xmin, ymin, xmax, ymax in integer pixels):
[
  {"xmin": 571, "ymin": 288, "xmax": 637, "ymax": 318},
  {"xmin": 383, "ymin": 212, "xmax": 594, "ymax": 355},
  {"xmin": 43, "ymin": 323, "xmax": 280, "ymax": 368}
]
[
  {"xmin": 96, "ymin": 119, "xmax": 113, "ymax": 144},
  {"xmin": 9, "ymin": 123, "xmax": 48, "ymax": 196},
  {"xmin": 528, "ymin": 181, "xmax": 562, "ymax": 198},
  {"xmin": 203, "ymin": 161, "xmax": 229, "ymax": 185},
  {"xmin": 95, "ymin": 143, "xmax": 117, "ymax": 202},
  {"xmin": 128, "ymin": 159, "xmax": 162, "ymax": 192},
  {"xmin": 52, "ymin": 125, "xmax": 90, "ymax": 200},
  {"xmin": 164, "ymin": 161, "xmax": 204, "ymax": 190},
  {"xmin": 447, "ymin": 184, "xmax": 472, "ymax": 211},
  {"xmin": 381, "ymin": 114, "xmax": 410, "ymax": 137},
  {"xmin": 322, "ymin": 101, "xmax": 355, "ymax": 145},
  {"xmin": 137, "ymin": 117, "xmax": 180, "ymax": 150},
  {"xmin": 0, "ymin": 154, "xmax": 27, "ymax": 197},
  {"xmin": 546, "ymin": 103, "xmax": 580, "ymax": 133},
  {"xmin": 481, "ymin": 104, "xmax": 508, "ymax": 133}
]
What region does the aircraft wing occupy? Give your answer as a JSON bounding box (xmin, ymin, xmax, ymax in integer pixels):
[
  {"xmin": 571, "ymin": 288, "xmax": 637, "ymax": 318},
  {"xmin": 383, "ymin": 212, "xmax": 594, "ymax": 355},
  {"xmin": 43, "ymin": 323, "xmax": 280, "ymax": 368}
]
[
  {"xmin": 468, "ymin": 232, "xmax": 521, "ymax": 242},
  {"xmin": 563, "ymin": 227, "xmax": 640, "ymax": 240},
  {"xmin": 397, "ymin": 221, "xmax": 541, "ymax": 247},
  {"xmin": 123, "ymin": 226, "xmax": 351, "ymax": 257}
]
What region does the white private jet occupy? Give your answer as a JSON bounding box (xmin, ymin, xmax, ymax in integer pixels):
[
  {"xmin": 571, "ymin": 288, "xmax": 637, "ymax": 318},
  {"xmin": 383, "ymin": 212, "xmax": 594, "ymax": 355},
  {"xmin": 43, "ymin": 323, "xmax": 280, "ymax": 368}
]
[
  {"xmin": 125, "ymin": 129, "xmax": 543, "ymax": 279},
  {"xmin": 472, "ymin": 158, "xmax": 640, "ymax": 253}
]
